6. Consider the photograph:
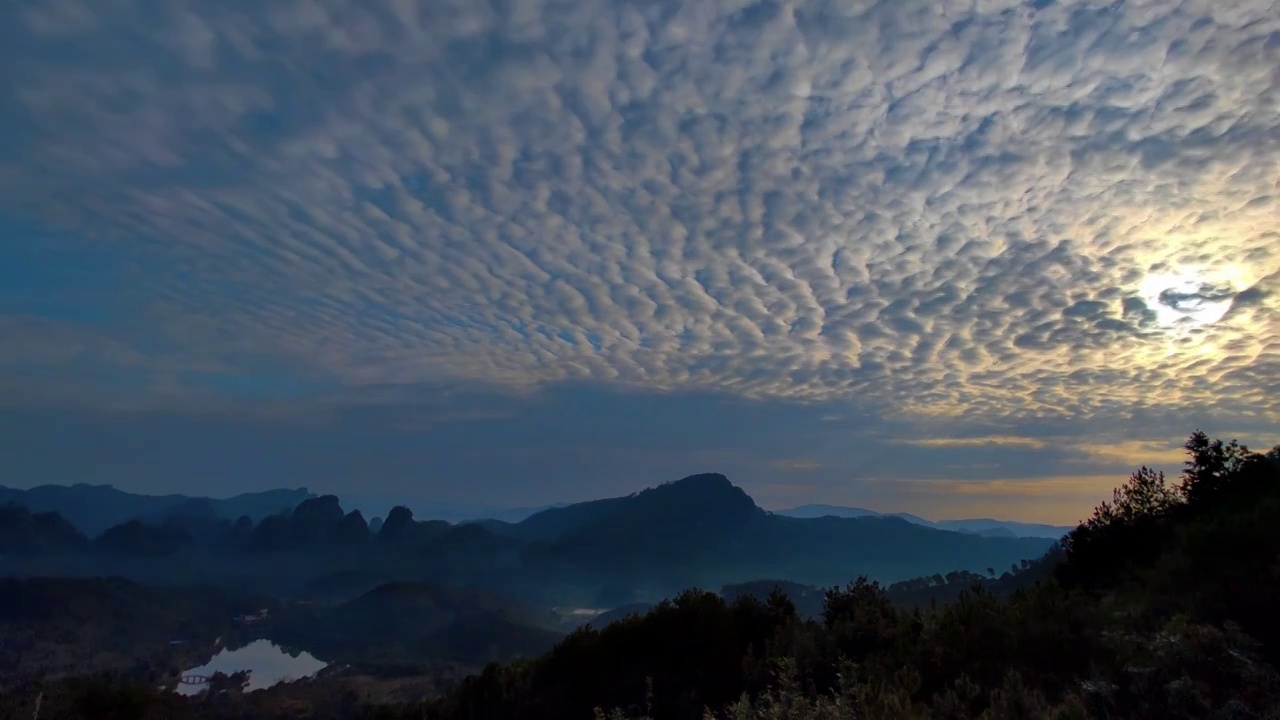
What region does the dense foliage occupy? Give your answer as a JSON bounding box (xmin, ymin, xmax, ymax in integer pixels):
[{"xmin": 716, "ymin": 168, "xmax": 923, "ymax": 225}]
[{"xmin": 0, "ymin": 577, "xmax": 271, "ymax": 685}]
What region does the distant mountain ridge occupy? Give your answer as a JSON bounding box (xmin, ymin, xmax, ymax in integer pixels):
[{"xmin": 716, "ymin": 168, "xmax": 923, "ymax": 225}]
[
  {"xmin": 0, "ymin": 484, "xmax": 315, "ymax": 535},
  {"xmin": 3, "ymin": 475, "xmax": 1057, "ymax": 604},
  {"xmin": 2, "ymin": 483, "xmax": 1068, "ymax": 540},
  {"xmin": 775, "ymin": 504, "xmax": 1072, "ymax": 539}
]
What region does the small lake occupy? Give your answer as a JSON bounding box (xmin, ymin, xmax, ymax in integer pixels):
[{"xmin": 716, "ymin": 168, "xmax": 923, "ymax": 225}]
[
  {"xmin": 565, "ymin": 607, "xmax": 607, "ymax": 617},
  {"xmin": 177, "ymin": 639, "xmax": 327, "ymax": 695}
]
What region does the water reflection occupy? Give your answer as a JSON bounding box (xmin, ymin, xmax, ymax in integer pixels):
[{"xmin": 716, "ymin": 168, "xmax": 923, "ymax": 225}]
[{"xmin": 177, "ymin": 639, "xmax": 327, "ymax": 695}]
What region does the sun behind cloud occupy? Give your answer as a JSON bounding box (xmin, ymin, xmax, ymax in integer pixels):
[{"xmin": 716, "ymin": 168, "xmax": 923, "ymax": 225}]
[{"xmin": 1137, "ymin": 265, "xmax": 1245, "ymax": 328}]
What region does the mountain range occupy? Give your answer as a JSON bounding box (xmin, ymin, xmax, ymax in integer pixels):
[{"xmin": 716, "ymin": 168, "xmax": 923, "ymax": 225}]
[
  {"xmin": 0, "ymin": 484, "xmax": 314, "ymax": 536},
  {"xmin": 2, "ymin": 483, "xmax": 1068, "ymax": 540},
  {"xmin": 2, "ymin": 474, "xmax": 1057, "ymax": 605}
]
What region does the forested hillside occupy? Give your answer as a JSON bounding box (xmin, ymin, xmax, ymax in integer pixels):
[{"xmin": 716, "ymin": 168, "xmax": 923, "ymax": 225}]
[{"xmin": 433, "ymin": 431, "xmax": 1280, "ymax": 719}]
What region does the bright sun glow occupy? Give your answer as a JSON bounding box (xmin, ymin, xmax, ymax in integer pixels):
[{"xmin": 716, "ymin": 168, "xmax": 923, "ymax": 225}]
[{"xmin": 1137, "ymin": 266, "xmax": 1240, "ymax": 328}]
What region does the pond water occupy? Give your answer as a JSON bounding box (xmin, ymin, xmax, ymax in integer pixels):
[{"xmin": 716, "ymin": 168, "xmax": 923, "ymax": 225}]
[
  {"xmin": 177, "ymin": 639, "xmax": 327, "ymax": 695},
  {"xmin": 566, "ymin": 607, "xmax": 607, "ymax": 617}
]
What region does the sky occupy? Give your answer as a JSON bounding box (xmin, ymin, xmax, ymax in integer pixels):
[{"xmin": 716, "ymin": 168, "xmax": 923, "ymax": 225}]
[{"xmin": 1, "ymin": 0, "xmax": 1278, "ymax": 525}]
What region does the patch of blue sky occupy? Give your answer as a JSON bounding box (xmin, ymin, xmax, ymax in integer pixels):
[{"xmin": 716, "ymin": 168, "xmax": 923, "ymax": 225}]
[
  {"xmin": 0, "ymin": 221, "xmax": 122, "ymax": 325},
  {"xmin": 181, "ymin": 370, "xmax": 333, "ymax": 400}
]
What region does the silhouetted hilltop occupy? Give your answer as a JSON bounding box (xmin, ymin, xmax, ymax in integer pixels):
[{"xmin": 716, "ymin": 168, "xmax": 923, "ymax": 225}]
[
  {"xmin": 520, "ymin": 474, "xmax": 1050, "ymax": 591},
  {"xmin": 94, "ymin": 520, "xmax": 193, "ymax": 557},
  {"xmin": 559, "ymin": 473, "xmax": 764, "ymax": 539},
  {"xmin": 0, "ymin": 504, "xmax": 87, "ymax": 555},
  {"xmin": 293, "ymin": 495, "xmax": 345, "ymax": 524},
  {"xmin": 378, "ymin": 506, "xmax": 418, "ymax": 542},
  {"xmin": 247, "ymin": 495, "xmax": 376, "ymax": 551},
  {"xmin": 534, "ymin": 474, "xmax": 767, "ymax": 579},
  {"xmin": 626, "ymin": 472, "xmax": 763, "ymax": 521},
  {"xmin": 485, "ymin": 474, "xmax": 761, "ymax": 547}
]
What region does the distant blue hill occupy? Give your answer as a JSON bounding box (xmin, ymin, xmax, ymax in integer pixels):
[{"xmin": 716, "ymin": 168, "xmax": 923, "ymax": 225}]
[
  {"xmin": 775, "ymin": 504, "xmax": 1071, "ymax": 539},
  {"xmin": 0, "ymin": 483, "xmax": 314, "ymax": 536},
  {"xmin": 775, "ymin": 504, "xmax": 883, "ymax": 520}
]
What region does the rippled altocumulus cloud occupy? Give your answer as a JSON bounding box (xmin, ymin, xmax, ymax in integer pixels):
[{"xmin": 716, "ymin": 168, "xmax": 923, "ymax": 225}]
[{"xmin": 2, "ymin": 0, "xmax": 1279, "ymax": 427}]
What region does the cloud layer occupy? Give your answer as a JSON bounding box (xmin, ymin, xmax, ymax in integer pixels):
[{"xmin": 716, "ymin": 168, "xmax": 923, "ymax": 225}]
[{"xmin": 1, "ymin": 0, "xmax": 1278, "ymax": 518}]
